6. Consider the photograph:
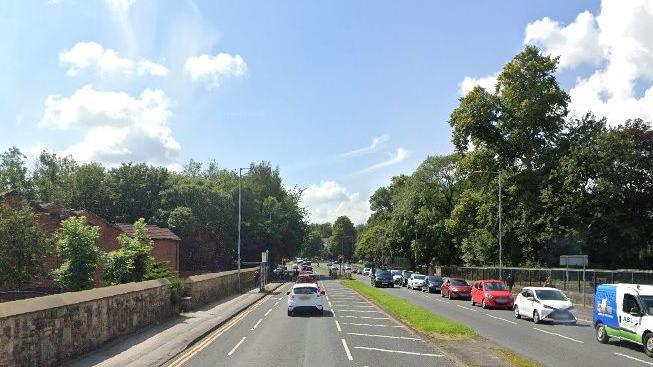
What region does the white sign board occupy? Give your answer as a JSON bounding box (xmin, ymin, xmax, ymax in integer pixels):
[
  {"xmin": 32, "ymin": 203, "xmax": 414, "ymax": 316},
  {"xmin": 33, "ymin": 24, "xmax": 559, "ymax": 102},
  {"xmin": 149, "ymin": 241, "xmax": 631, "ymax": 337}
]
[
  {"xmin": 559, "ymin": 255, "xmax": 588, "ymax": 267},
  {"xmin": 261, "ymin": 251, "xmax": 267, "ymax": 263}
]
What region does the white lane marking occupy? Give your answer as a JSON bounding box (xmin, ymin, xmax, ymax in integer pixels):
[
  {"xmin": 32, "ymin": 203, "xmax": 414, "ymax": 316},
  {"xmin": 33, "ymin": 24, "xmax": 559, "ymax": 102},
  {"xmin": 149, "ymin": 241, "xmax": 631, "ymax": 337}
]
[
  {"xmin": 341, "ymin": 339, "xmax": 353, "ymax": 361},
  {"xmin": 347, "ymin": 332, "xmax": 421, "ymax": 341},
  {"xmin": 339, "ymin": 316, "xmax": 389, "ymax": 320},
  {"xmin": 336, "ymin": 310, "xmax": 380, "ymax": 313},
  {"xmin": 273, "ymin": 301, "xmax": 279, "ymax": 307},
  {"xmin": 264, "ymin": 308, "xmax": 273, "ymax": 317},
  {"xmin": 353, "ymin": 346, "xmax": 443, "ymax": 357},
  {"xmin": 614, "ymin": 352, "xmax": 653, "ymax": 366},
  {"xmin": 328, "ymin": 301, "xmax": 333, "ymax": 308},
  {"xmin": 484, "ymin": 313, "xmax": 517, "ymax": 325},
  {"xmin": 332, "ymin": 309, "xmax": 336, "ymax": 316},
  {"xmin": 532, "ymin": 327, "xmax": 584, "ymax": 343},
  {"xmin": 227, "ymin": 337, "xmax": 246, "ymax": 356},
  {"xmin": 342, "ymin": 322, "xmax": 403, "ymax": 328},
  {"xmin": 335, "ymin": 320, "xmax": 342, "ymax": 332},
  {"xmin": 277, "ymin": 297, "xmax": 284, "ymax": 300},
  {"xmin": 434, "ymin": 298, "xmax": 450, "ymax": 304},
  {"xmin": 456, "ymin": 305, "xmax": 477, "ymax": 312},
  {"xmin": 325, "ymin": 295, "xmax": 330, "ymax": 301},
  {"xmin": 251, "ymin": 318, "xmax": 263, "ymax": 330}
]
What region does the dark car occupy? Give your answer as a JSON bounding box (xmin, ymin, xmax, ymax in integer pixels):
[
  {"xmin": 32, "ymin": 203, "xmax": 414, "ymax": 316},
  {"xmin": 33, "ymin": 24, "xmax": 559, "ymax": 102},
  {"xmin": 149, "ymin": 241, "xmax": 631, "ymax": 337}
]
[
  {"xmin": 422, "ymin": 275, "xmax": 444, "ymax": 293},
  {"xmin": 401, "ymin": 271, "xmax": 413, "ymax": 287},
  {"xmin": 371, "ymin": 269, "xmax": 394, "ymax": 288}
]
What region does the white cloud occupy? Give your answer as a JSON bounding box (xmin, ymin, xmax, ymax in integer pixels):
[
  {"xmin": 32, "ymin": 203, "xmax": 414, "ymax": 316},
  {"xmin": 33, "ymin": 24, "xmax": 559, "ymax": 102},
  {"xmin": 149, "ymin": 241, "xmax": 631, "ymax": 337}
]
[
  {"xmin": 458, "ymin": 73, "xmax": 499, "ymax": 96},
  {"xmin": 340, "ymin": 134, "xmax": 390, "ymax": 158},
  {"xmin": 301, "ymin": 181, "xmax": 371, "ymax": 224},
  {"xmin": 40, "ymin": 85, "xmax": 180, "ymax": 166},
  {"xmin": 184, "ymin": 53, "xmax": 247, "ymax": 88},
  {"xmin": 105, "ymin": 0, "xmax": 137, "ymax": 13},
  {"xmin": 59, "ymin": 42, "xmax": 168, "ymax": 77},
  {"xmin": 359, "ymin": 148, "xmax": 410, "ymax": 173}
]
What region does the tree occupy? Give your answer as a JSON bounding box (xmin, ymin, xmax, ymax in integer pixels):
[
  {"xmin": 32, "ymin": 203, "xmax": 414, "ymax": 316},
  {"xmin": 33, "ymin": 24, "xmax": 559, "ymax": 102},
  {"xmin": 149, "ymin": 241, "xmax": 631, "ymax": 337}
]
[
  {"xmin": 64, "ymin": 163, "xmax": 112, "ymax": 219},
  {"xmin": 107, "ymin": 163, "xmax": 170, "ymax": 223},
  {"xmin": 329, "ymin": 216, "xmax": 356, "ymax": 259},
  {"xmin": 0, "ymin": 147, "xmax": 33, "ymax": 199},
  {"xmin": 52, "ymin": 216, "xmax": 104, "ymax": 291},
  {"xmin": 32, "ymin": 151, "xmax": 77, "ymax": 203},
  {"xmin": 103, "ymin": 219, "xmax": 154, "ymax": 285},
  {"xmin": 0, "ymin": 201, "xmax": 48, "ymax": 289}
]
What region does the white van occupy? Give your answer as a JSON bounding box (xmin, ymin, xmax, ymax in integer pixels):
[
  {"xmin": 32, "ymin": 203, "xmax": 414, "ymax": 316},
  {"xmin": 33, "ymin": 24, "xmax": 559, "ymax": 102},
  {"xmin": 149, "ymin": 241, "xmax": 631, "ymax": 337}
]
[{"xmin": 593, "ymin": 284, "xmax": 653, "ymax": 357}]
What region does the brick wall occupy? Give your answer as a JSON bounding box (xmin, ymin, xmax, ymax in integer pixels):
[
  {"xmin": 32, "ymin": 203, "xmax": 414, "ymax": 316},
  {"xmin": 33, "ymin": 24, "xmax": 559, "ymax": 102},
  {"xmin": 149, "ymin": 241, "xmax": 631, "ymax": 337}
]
[
  {"xmin": 151, "ymin": 239, "xmax": 180, "ymax": 271},
  {"xmin": 0, "ymin": 279, "xmax": 172, "ymax": 367},
  {"xmin": 184, "ymin": 268, "xmax": 257, "ymax": 310}
]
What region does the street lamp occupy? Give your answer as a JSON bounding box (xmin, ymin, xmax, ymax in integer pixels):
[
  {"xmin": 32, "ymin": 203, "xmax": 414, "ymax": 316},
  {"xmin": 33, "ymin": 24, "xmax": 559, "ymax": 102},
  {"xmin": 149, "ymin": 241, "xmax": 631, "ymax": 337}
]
[
  {"xmin": 238, "ymin": 166, "xmax": 251, "ymax": 291},
  {"xmin": 469, "ymin": 170, "xmax": 502, "ymax": 280}
]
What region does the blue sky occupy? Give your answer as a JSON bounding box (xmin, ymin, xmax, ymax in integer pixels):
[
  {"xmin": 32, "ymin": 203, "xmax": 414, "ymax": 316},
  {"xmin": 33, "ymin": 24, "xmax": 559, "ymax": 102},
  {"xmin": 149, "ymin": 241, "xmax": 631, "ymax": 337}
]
[{"xmin": 6, "ymin": 0, "xmax": 644, "ymax": 224}]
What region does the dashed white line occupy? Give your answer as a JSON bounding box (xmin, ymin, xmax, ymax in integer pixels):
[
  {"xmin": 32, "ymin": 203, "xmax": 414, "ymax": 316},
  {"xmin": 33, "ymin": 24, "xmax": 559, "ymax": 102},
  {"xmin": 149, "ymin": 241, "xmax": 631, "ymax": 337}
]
[
  {"xmin": 353, "ymin": 346, "xmax": 443, "ymax": 357},
  {"xmin": 335, "ymin": 320, "xmax": 342, "ymax": 332},
  {"xmin": 251, "ymin": 318, "xmax": 262, "ymax": 330},
  {"xmin": 336, "ymin": 309, "xmax": 379, "ymax": 313},
  {"xmin": 339, "ymin": 316, "xmax": 389, "ymax": 320},
  {"xmin": 456, "ymin": 304, "xmax": 477, "ymax": 312},
  {"xmin": 342, "ymin": 322, "xmax": 403, "ymax": 328},
  {"xmin": 484, "ymin": 313, "xmax": 517, "ymax": 325},
  {"xmin": 532, "ymin": 327, "xmax": 584, "ymax": 343},
  {"xmin": 614, "ymin": 352, "xmax": 653, "ymax": 366},
  {"xmin": 227, "ymin": 337, "xmax": 246, "ymax": 356},
  {"xmin": 328, "ymin": 301, "xmax": 333, "ymax": 308},
  {"xmin": 273, "ymin": 301, "xmax": 279, "ymax": 307},
  {"xmin": 346, "ymin": 332, "xmax": 421, "ymax": 341},
  {"xmin": 341, "ymin": 339, "xmax": 353, "ymax": 361},
  {"xmin": 264, "ymin": 308, "xmax": 272, "ymax": 317}
]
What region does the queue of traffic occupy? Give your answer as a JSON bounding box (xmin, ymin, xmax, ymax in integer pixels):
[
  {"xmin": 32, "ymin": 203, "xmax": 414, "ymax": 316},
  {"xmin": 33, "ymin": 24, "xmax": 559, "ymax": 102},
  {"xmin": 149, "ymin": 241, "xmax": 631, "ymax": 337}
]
[{"xmin": 360, "ymin": 268, "xmax": 653, "ymax": 358}]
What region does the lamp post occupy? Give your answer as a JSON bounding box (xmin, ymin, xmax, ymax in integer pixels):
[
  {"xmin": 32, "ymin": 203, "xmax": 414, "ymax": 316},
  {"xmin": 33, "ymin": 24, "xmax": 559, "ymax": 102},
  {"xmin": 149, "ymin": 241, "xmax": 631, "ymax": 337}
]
[
  {"xmin": 238, "ymin": 166, "xmax": 251, "ymax": 291},
  {"xmin": 470, "ymin": 170, "xmax": 502, "ymax": 280}
]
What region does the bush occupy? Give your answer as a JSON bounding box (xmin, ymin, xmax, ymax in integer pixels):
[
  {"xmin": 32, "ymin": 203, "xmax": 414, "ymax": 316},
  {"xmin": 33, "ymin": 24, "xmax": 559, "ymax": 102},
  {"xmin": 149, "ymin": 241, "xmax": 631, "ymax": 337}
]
[
  {"xmin": 145, "ymin": 260, "xmax": 184, "ymax": 303},
  {"xmin": 52, "ymin": 216, "xmax": 104, "ymax": 291}
]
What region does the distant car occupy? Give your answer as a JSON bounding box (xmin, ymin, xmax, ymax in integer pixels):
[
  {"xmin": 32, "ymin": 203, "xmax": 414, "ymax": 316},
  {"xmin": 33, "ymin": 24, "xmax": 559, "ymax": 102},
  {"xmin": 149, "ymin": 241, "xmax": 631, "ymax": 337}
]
[
  {"xmin": 273, "ymin": 266, "xmax": 287, "ymax": 275},
  {"xmin": 362, "ymin": 268, "xmax": 371, "ymax": 276},
  {"xmin": 471, "ymin": 280, "xmax": 513, "ymax": 309},
  {"xmin": 292, "ymin": 264, "xmax": 299, "ymax": 270},
  {"xmin": 304, "ymin": 261, "xmax": 312, "ymax": 266},
  {"xmin": 371, "ymin": 269, "xmax": 394, "ymax": 288},
  {"xmin": 391, "ymin": 270, "xmax": 403, "ymax": 284},
  {"xmin": 407, "ymin": 274, "xmax": 426, "ymax": 290},
  {"xmin": 441, "ymin": 278, "xmax": 472, "ymax": 300},
  {"xmin": 514, "ymin": 287, "xmax": 577, "ymax": 324},
  {"xmin": 295, "ymin": 274, "xmax": 318, "ymax": 284},
  {"xmin": 423, "ymin": 275, "xmax": 444, "ymax": 293},
  {"xmin": 401, "ymin": 271, "xmax": 413, "ymax": 287},
  {"xmin": 287, "ymin": 283, "xmax": 324, "ymax": 316}
]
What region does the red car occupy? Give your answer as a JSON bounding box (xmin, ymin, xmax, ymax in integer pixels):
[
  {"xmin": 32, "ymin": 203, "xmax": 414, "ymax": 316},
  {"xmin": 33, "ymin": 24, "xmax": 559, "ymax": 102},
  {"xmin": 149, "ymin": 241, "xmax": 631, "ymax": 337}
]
[
  {"xmin": 295, "ymin": 274, "xmax": 318, "ymax": 284},
  {"xmin": 441, "ymin": 278, "xmax": 472, "ymax": 300},
  {"xmin": 471, "ymin": 280, "xmax": 513, "ymax": 309}
]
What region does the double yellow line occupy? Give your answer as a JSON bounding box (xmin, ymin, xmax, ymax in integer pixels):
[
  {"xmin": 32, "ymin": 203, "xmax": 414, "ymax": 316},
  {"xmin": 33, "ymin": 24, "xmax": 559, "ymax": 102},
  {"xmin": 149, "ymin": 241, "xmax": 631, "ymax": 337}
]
[{"xmin": 167, "ymin": 294, "xmax": 273, "ymax": 367}]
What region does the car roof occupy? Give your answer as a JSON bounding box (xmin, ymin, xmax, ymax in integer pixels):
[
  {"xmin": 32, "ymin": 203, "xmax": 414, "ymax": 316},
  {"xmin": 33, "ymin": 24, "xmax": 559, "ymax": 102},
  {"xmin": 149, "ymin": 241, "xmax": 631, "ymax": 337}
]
[
  {"xmin": 477, "ymin": 279, "xmax": 503, "ymax": 283},
  {"xmin": 523, "ymin": 287, "xmax": 562, "ymax": 291}
]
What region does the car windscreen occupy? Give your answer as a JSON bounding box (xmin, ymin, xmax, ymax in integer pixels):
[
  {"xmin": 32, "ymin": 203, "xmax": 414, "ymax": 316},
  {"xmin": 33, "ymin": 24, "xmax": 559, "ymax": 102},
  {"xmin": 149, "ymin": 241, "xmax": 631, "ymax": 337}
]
[
  {"xmin": 450, "ymin": 279, "xmax": 467, "ymax": 286},
  {"xmin": 403, "ymin": 272, "xmax": 413, "ymax": 277},
  {"xmin": 376, "ymin": 271, "xmax": 391, "ymax": 276},
  {"xmin": 413, "ymin": 275, "xmax": 426, "ymax": 280},
  {"xmin": 391, "ymin": 270, "xmax": 401, "ymax": 275},
  {"xmin": 535, "ymin": 289, "xmax": 567, "ymax": 301},
  {"xmin": 428, "ymin": 276, "xmax": 442, "ymax": 282},
  {"xmin": 293, "ymin": 287, "xmax": 317, "ymax": 294},
  {"xmin": 640, "ymin": 295, "xmax": 653, "ymax": 315},
  {"xmin": 297, "ymin": 276, "xmax": 316, "ymax": 282},
  {"xmin": 484, "ymin": 282, "xmax": 508, "ymax": 291}
]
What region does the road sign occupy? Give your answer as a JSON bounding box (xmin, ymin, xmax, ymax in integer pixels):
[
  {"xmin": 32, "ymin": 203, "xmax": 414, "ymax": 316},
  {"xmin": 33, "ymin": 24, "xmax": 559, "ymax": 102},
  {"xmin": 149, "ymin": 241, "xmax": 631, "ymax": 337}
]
[{"xmin": 559, "ymin": 255, "xmax": 588, "ymax": 266}]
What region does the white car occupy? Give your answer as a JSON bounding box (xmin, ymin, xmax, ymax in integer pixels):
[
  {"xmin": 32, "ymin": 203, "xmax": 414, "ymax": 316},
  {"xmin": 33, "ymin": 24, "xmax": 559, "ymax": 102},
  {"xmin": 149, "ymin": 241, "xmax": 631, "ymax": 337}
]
[
  {"xmin": 362, "ymin": 268, "xmax": 371, "ymax": 276},
  {"xmin": 391, "ymin": 270, "xmax": 403, "ymax": 284},
  {"xmin": 514, "ymin": 287, "xmax": 577, "ymax": 324},
  {"xmin": 407, "ymin": 274, "xmax": 426, "ymax": 290},
  {"xmin": 287, "ymin": 283, "xmax": 324, "ymax": 316}
]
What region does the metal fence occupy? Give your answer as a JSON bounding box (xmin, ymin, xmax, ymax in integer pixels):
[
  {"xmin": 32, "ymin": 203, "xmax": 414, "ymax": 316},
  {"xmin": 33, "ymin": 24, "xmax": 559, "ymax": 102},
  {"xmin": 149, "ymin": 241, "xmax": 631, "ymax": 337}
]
[{"xmin": 437, "ymin": 266, "xmax": 653, "ymax": 307}]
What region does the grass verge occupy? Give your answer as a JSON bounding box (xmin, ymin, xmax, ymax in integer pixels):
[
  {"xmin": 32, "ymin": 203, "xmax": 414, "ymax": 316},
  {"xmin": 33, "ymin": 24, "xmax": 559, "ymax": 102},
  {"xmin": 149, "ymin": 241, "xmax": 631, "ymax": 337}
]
[{"xmin": 341, "ymin": 280, "xmax": 475, "ymax": 340}]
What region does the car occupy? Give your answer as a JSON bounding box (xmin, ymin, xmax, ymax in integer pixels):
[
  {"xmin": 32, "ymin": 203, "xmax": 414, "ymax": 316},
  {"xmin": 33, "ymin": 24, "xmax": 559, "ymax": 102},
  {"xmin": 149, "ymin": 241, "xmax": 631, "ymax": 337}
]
[
  {"xmin": 422, "ymin": 275, "xmax": 444, "ymax": 293},
  {"xmin": 594, "ymin": 284, "xmax": 653, "ymax": 357},
  {"xmin": 371, "ymin": 269, "xmax": 394, "ymax": 287},
  {"xmin": 471, "ymin": 279, "xmax": 513, "ymax": 309},
  {"xmin": 391, "ymin": 270, "xmax": 403, "ymax": 284},
  {"xmin": 295, "ymin": 274, "xmax": 318, "ymax": 284},
  {"xmin": 441, "ymin": 278, "xmax": 472, "ymax": 299},
  {"xmin": 407, "ymin": 274, "xmax": 426, "ymax": 290},
  {"xmin": 362, "ymin": 268, "xmax": 371, "ymax": 276},
  {"xmin": 291, "ymin": 264, "xmax": 299, "ymax": 270},
  {"xmin": 287, "ymin": 283, "xmax": 324, "ymax": 316},
  {"xmin": 273, "ymin": 265, "xmax": 287, "ymax": 275},
  {"xmin": 514, "ymin": 287, "xmax": 577, "ymax": 324},
  {"xmin": 304, "ymin": 261, "xmax": 312, "ymax": 266},
  {"xmin": 401, "ymin": 271, "xmax": 413, "ymax": 287}
]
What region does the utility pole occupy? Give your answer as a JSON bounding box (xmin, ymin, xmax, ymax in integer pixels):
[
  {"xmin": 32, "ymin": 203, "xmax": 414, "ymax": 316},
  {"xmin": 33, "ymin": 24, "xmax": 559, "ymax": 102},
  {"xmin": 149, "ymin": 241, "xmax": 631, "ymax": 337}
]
[{"xmin": 237, "ymin": 167, "xmax": 251, "ymax": 291}]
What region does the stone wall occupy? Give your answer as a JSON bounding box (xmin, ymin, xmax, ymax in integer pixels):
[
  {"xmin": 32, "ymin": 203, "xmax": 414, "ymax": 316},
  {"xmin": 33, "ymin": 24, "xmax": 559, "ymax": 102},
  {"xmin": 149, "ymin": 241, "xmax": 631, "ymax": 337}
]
[
  {"xmin": 0, "ymin": 279, "xmax": 172, "ymax": 367},
  {"xmin": 184, "ymin": 267, "xmax": 257, "ymax": 310}
]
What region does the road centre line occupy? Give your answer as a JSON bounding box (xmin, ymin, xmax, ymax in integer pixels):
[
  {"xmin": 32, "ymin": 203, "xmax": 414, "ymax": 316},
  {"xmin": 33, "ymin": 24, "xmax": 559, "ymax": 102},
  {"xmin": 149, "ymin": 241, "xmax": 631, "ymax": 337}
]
[
  {"xmin": 353, "ymin": 346, "xmax": 443, "ymax": 357},
  {"xmin": 341, "ymin": 339, "xmax": 354, "ymax": 361},
  {"xmin": 335, "ymin": 320, "xmax": 342, "ymax": 332},
  {"xmin": 342, "ymin": 322, "xmax": 403, "ymax": 328},
  {"xmin": 456, "ymin": 304, "xmax": 477, "ymax": 312},
  {"xmin": 251, "ymin": 318, "xmax": 263, "ymax": 330},
  {"xmin": 347, "ymin": 332, "xmax": 421, "ymax": 341},
  {"xmin": 273, "ymin": 301, "xmax": 279, "ymax": 307},
  {"xmin": 532, "ymin": 327, "xmax": 584, "ymax": 343},
  {"xmin": 614, "ymin": 352, "xmax": 653, "ymax": 366},
  {"xmin": 339, "ymin": 315, "xmax": 389, "ymax": 320},
  {"xmin": 264, "ymin": 308, "xmax": 272, "ymax": 317},
  {"xmin": 484, "ymin": 313, "xmax": 517, "ymax": 325},
  {"xmin": 227, "ymin": 337, "xmax": 246, "ymax": 357},
  {"xmin": 328, "ymin": 301, "xmax": 333, "ymax": 308}
]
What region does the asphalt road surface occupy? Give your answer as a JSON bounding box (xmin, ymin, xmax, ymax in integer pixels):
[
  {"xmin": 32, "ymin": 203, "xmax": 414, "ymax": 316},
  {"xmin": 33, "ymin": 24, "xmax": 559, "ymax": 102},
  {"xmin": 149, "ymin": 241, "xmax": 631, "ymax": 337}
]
[
  {"xmin": 164, "ymin": 276, "xmax": 457, "ymax": 367},
  {"xmin": 353, "ymin": 274, "xmax": 653, "ymax": 367}
]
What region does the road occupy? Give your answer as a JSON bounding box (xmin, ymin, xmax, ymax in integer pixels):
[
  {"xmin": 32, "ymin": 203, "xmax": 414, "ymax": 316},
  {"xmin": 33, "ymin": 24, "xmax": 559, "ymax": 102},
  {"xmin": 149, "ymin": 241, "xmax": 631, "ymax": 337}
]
[
  {"xmin": 164, "ymin": 275, "xmax": 456, "ymax": 367},
  {"xmin": 352, "ymin": 274, "xmax": 653, "ymax": 367}
]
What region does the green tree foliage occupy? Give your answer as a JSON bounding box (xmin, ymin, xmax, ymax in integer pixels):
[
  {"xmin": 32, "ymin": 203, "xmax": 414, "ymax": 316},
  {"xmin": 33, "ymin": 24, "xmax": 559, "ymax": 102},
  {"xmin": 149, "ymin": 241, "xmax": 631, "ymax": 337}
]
[
  {"xmin": 103, "ymin": 219, "xmax": 154, "ymax": 285},
  {"xmin": 0, "ymin": 147, "xmax": 33, "ymax": 199},
  {"xmin": 52, "ymin": 216, "xmax": 104, "ymax": 291},
  {"xmin": 32, "ymin": 151, "xmax": 77, "ymax": 204},
  {"xmin": 0, "ymin": 201, "xmax": 48, "ymax": 288},
  {"xmin": 329, "ymin": 216, "xmax": 356, "ymax": 259}
]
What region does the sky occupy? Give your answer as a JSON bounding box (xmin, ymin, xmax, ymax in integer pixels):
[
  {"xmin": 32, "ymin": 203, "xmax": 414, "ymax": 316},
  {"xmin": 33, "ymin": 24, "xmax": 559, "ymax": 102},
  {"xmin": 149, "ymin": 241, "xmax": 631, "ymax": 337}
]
[{"xmin": 3, "ymin": 0, "xmax": 653, "ymax": 225}]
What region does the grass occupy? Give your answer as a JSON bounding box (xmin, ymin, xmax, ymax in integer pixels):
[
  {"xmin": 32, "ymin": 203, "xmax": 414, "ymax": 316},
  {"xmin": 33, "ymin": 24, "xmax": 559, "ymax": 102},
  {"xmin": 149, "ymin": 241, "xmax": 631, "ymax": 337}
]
[
  {"xmin": 341, "ymin": 280, "xmax": 476, "ymax": 340},
  {"xmin": 495, "ymin": 347, "xmax": 544, "ymax": 367}
]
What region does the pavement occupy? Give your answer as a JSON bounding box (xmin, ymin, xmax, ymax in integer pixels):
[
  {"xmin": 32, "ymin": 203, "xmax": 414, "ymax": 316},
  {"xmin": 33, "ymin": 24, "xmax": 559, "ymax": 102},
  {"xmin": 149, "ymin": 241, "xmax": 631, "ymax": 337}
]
[
  {"xmin": 67, "ymin": 283, "xmax": 284, "ymax": 367},
  {"xmin": 163, "ymin": 273, "xmax": 458, "ymax": 367},
  {"xmin": 352, "ymin": 274, "xmax": 653, "ymax": 367}
]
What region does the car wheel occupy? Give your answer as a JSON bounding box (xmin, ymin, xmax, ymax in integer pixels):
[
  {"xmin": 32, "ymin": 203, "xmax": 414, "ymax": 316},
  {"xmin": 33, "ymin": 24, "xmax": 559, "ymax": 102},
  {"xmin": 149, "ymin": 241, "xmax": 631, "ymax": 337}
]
[
  {"xmin": 533, "ymin": 310, "xmax": 541, "ymax": 324},
  {"xmin": 644, "ymin": 332, "xmax": 653, "ymax": 357},
  {"xmin": 514, "ymin": 306, "xmax": 521, "ymax": 319},
  {"xmin": 441, "ymin": 290, "xmax": 445, "ymax": 298},
  {"xmin": 595, "ymin": 323, "xmax": 609, "ymax": 343},
  {"xmin": 288, "ymin": 310, "xmax": 293, "ymax": 317},
  {"xmin": 471, "ymin": 298, "xmax": 475, "ymax": 306},
  {"xmin": 482, "ymin": 299, "xmax": 487, "ymax": 309}
]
